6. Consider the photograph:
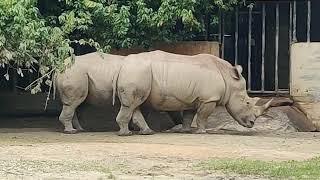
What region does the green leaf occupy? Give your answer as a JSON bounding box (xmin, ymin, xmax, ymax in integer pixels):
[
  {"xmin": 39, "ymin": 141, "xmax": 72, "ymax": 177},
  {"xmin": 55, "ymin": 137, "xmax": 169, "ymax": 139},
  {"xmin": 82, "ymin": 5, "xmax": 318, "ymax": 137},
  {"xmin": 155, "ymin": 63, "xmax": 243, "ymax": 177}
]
[
  {"xmin": 79, "ymin": 39, "xmax": 86, "ymax": 45},
  {"xmin": 4, "ymin": 73, "xmax": 9, "ymax": 81},
  {"xmin": 45, "ymin": 79, "xmax": 52, "ymax": 86}
]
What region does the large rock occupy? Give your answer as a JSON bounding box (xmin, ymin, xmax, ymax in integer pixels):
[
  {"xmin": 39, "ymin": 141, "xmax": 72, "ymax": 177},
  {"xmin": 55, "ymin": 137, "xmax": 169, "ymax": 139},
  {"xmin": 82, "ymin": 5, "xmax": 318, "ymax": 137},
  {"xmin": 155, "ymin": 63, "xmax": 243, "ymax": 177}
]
[{"xmin": 202, "ymin": 106, "xmax": 300, "ymax": 133}]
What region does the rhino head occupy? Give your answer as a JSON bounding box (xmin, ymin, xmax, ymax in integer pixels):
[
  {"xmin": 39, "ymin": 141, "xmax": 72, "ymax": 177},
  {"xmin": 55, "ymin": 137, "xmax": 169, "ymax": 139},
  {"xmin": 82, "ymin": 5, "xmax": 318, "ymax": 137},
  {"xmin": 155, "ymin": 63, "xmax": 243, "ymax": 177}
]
[{"xmin": 224, "ymin": 65, "xmax": 273, "ymax": 128}]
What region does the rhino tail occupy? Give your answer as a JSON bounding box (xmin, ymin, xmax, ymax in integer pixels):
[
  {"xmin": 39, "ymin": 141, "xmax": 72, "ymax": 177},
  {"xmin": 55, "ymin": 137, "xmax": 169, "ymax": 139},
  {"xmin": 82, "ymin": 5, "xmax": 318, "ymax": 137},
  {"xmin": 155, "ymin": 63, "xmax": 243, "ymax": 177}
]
[
  {"xmin": 52, "ymin": 71, "xmax": 57, "ymax": 100},
  {"xmin": 112, "ymin": 66, "xmax": 122, "ymax": 106}
]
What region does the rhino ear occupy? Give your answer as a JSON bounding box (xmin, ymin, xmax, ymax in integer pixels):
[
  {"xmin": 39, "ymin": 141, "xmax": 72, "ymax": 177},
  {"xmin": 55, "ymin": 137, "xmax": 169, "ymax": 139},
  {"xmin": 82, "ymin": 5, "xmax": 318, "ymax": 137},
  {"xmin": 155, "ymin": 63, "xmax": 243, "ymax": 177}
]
[
  {"xmin": 254, "ymin": 98, "xmax": 273, "ymax": 117},
  {"xmin": 231, "ymin": 65, "xmax": 243, "ymax": 80},
  {"xmin": 252, "ymin": 97, "xmax": 261, "ymax": 105}
]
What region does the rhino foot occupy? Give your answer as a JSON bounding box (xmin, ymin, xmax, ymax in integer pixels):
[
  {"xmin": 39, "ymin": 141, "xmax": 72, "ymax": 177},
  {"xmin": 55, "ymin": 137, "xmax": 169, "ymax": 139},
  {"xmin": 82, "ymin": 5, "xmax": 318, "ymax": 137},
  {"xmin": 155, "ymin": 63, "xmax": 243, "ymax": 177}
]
[
  {"xmin": 179, "ymin": 128, "xmax": 192, "ymax": 133},
  {"xmin": 63, "ymin": 128, "xmax": 78, "ymax": 134},
  {"xmin": 117, "ymin": 130, "xmax": 133, "ymax": 136},
  {"xmin": 165, "ymin": 125, "xmax": 193, "ymax": 133},
  {"xmin": 139, "ymin": 129, "xmax": 155, "ymax": 135},
  {"xmin": 165, "ymin": 124, "xmax": 183, "ymax": 133},
  {"xmin": 194, "ymin": 129, "xmax": 207, "ymax": 134},
  {"xmin": 76, "ymin": 127, "xmax": 86, "ymax": 132}
]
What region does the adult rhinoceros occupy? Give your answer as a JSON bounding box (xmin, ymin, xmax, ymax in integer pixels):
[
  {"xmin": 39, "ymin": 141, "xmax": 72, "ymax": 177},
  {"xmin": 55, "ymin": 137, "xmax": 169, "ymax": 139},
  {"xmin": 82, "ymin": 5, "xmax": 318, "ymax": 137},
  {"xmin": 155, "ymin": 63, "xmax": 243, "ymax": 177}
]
[
  {"xmin": 115, "ymin": 50, "xmax": 272, "ymax": 136},
  {"xmin": 55, "ymin": 52, "xmax": 182, "ymax": 134}
]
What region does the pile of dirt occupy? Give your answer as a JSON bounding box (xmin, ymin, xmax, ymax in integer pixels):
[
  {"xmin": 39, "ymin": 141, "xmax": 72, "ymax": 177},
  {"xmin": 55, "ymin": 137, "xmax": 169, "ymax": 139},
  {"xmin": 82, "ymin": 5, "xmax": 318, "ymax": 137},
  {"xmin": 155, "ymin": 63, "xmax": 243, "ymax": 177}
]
[{"xmin": 205, "ymin": 106, "xmax": 298, "ymax": 133}]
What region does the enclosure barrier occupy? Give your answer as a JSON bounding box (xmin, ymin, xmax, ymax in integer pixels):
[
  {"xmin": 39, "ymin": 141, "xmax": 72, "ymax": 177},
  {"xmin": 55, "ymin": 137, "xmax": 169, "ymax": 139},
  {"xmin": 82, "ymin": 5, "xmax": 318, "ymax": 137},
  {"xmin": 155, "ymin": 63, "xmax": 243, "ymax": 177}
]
[
  {"xmin": 219, "ymin": 0, "xmax": 313, "ymax": 95},
  {"xmin": 0, "ymin": 0, "xmax": 315, "ymax": 96}
]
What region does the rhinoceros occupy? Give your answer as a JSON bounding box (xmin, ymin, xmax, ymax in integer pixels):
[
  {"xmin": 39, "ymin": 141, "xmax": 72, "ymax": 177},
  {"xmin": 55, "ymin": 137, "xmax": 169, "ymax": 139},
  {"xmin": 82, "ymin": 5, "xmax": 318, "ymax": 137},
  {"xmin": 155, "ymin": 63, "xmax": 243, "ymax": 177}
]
[
  {"xmin": 115, "ymin": 50, "xmax": 272, "ymax": 136},
  {"xmin": 55, "ymin": 52, "xmax": 182, "ymax": 134}
]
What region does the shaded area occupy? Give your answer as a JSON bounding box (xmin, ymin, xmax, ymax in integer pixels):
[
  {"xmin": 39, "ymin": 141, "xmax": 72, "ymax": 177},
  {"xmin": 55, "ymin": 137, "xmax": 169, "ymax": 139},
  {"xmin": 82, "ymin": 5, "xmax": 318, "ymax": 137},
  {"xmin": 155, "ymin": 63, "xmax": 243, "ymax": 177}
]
[{"xmin": 0, "ymin": 92, "xmax": 315, "ymax": 133}]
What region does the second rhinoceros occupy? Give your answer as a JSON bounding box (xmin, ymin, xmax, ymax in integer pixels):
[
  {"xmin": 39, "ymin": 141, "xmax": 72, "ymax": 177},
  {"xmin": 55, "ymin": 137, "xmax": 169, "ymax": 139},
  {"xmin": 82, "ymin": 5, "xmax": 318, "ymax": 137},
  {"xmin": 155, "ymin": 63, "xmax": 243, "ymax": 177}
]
[{"xmin": 115, "ymin": 50, "xmax": 272, "ymax": 136}]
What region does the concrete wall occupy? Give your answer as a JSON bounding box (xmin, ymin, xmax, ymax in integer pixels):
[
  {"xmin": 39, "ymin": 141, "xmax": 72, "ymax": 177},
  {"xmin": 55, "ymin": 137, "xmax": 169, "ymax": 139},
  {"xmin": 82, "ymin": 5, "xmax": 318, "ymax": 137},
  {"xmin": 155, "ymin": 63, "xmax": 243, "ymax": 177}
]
[
  {"xmin": 290, "ymin": 42, "xmax": 320, "ymax": 130},
  {"xmin": 111, "ymin": 41, "xmax": 219, "ymax": 56},
  {"xmin": 291, "ymin": 43, "xmax": 320, "ymax": 102}
]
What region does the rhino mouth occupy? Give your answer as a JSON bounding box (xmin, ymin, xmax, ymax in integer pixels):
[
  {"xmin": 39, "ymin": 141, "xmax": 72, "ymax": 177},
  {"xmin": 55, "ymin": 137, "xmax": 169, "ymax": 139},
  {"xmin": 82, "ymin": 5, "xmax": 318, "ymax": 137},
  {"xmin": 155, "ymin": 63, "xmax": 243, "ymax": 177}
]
[
  {"xmin": 246, "ymin": 121, "xmax": 254, "ymax": 128},
  {"xmin": 240, "ymin": 117, "xmax": 255, "ymax": 128}
]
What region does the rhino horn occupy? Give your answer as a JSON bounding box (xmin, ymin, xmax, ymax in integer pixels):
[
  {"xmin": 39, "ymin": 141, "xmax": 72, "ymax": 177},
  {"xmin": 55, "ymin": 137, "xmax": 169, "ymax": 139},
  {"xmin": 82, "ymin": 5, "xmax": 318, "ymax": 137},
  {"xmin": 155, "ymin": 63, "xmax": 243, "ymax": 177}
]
[{"xmin": 255, "ymin": 98, "xmax": 273, "ymax": 116}]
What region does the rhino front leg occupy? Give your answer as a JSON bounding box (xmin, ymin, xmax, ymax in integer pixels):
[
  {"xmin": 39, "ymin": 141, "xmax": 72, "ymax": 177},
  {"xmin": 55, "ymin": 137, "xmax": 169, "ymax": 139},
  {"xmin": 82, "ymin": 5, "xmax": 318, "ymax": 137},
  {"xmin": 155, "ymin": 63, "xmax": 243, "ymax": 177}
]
[
  {"xmin": 59, "ymin": 105, "xmax": 77, "ymax": 134},
  {"xmin": 167, "ymin": 110, "xmax": 195, "ymax": 133},
  {"xmin": 132, "ymin": 108, "xmax": 154, "ymax": 135},
  {"xmin": 180, "ymin": 110, "xmax": 195, "ymax": 133},
  {"xmin": 116, "ymin": 106, "xmax": 134, "ymax": 136},
  {"xmin": 194, "ymin": 102, "xmax": 216, "ymax": 134}
]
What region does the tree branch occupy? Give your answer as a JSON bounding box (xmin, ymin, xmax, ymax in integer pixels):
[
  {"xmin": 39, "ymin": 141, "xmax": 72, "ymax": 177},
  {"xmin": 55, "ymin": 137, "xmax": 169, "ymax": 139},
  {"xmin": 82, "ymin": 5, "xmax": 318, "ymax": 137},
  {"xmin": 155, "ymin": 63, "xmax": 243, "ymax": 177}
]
[{"xmin": 24, "ymin": 68, "xmax": 56, "ymax": 91}]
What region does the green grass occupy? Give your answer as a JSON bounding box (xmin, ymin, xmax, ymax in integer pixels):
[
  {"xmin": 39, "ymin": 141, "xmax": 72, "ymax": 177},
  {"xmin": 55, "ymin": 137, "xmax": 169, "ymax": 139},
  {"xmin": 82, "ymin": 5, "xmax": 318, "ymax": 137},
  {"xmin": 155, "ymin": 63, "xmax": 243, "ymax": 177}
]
[{"xmin": 195, "ymin": 157, "xmax": 320, "ymax": 179}]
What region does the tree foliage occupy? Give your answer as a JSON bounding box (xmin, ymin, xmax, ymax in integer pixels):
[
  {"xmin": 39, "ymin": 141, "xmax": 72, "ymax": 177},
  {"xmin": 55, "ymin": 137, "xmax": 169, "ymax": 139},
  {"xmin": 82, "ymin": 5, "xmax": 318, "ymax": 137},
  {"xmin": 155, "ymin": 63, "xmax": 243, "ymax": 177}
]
[
  {"xmin": 44, "ymin": 0, "xmax": 239, "ymax": 49},
  {"xmin": 0, "ymin": 0, "xmax": 240, "ymax": 94},
  {"xmin": 0, "ymin": 0, "xmax": 73, "ymax": 93}
]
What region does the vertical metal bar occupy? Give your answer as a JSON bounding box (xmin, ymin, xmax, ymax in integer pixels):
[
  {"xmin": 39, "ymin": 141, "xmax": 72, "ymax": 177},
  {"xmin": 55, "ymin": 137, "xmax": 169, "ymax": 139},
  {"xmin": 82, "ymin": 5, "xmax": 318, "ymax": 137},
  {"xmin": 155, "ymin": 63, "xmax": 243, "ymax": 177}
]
[
  {"xmin": 289, "ymin": 2, "xmax": 292, "ymax": 44},
  {"xmin": 289, "ymin": 1, "xmax": 293, "ymax": 92},
  {"xmin": 235, "ymin": 7, "xmax": 239, "ymax": 65},
  {"xmin": 275, "ymin": 3, "xmax": 279, "ymax": 93},
  {"xmin": 221, "ymin": 11, "xmax": 225, "ymax": 59},
  {"xmin": 307, "ymin": 0, "xmax": 311, "ymax": 42},
  {"xmin": 219, "ymin": 9, "xmax": 222, "ymax": 58},
  {"xmin": 293, "ymin": 1, "xmax": 297, "ymax": 42},
  {"xmin": 248, "ymin": 5, "xmax": 252, "ymax": 91},
  {"xmin": 261, "ymin": 4, "xmax": 266, "ymax": 92}
]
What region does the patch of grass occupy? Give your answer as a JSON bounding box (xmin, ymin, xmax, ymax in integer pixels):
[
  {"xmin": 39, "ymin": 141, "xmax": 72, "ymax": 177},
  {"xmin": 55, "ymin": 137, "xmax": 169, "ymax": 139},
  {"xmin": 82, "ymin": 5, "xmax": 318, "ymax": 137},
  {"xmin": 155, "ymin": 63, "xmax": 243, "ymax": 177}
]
[{"xmin": 195, "ymin": 157, "xmax": 320, "ymax": 179}]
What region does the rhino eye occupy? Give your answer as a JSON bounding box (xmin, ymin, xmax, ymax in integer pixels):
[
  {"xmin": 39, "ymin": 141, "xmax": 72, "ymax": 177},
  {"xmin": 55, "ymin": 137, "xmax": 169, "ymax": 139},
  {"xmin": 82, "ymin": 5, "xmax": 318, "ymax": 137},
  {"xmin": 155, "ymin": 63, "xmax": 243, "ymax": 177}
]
[{"xmin": 246, "ymin": 102, "xmax": 250, "ymax": 105}]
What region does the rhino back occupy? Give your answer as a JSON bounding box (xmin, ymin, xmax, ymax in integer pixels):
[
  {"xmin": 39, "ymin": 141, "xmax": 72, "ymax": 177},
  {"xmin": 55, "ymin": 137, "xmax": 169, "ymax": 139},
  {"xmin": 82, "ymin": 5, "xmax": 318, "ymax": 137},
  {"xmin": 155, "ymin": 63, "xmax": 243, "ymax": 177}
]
[
  {"xmin": 82, "ymin": 53, "xmax": 123, "ymax": 105},
  {"xmin": 57, "ymin": 52, "xmax": 124, "ymax": 106},
  {"xmin": 133, "ymin": 51, "xmax": 226, "ymax": 111}
]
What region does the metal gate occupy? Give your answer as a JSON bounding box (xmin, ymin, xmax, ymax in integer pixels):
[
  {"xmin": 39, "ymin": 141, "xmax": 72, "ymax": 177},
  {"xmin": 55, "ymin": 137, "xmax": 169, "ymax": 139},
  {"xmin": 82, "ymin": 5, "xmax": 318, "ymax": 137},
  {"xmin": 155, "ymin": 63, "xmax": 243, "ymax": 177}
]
[{"xmin": 219, "ymin": 0, "xmax": 316, "ymax": 95}]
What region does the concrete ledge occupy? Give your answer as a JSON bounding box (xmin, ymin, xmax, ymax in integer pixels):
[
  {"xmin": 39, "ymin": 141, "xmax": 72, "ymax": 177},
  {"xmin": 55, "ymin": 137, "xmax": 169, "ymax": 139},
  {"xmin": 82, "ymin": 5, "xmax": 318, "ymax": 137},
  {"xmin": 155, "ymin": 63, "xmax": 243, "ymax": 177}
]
[
  {"xmin": 293, "ymin": 102, "xmax": 320, "ymax": 131},
  {"xmin": 110, "ymin": 41, "xmax": 219, "ymax": 56}
]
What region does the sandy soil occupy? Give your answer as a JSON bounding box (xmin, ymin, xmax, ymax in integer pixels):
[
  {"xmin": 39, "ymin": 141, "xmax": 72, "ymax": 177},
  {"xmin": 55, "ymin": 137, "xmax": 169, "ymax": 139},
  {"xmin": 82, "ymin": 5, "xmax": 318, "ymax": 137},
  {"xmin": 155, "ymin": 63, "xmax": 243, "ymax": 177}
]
[{"xmin": 0, "ymin": 122, "xmax": 320, "ymax": 180}]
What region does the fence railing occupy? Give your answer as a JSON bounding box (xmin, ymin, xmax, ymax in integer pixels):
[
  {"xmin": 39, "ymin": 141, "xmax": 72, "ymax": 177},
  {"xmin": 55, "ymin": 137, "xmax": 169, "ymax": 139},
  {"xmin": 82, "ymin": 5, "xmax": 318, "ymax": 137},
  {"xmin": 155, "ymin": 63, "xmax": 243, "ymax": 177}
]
[{"xmin": 219, "ymin": 0, "xmax": 313, "ymax": 95}]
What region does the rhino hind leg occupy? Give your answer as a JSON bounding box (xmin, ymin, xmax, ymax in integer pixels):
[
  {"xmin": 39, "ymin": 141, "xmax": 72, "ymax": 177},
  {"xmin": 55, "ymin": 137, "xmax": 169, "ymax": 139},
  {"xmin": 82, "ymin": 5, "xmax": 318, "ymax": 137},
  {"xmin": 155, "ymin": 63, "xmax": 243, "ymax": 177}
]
[
  {"xmin": 59, "ymin": 105, "xmax": 78, "ymax": 134},
  {"xmin": 57, "ymin": 72, "xmax": 88, "ymax": 134},
  {"xmin": 167, "ymin": 111, "xmax": 183, "ymax": 125},
  {"xmin": 58, "ymin": 84, "xmax": 88, "ymax": 134},
  {"xmin": 132, "ymin": 108, "xmax": 154, "ymax": 135},
  {"xmin": 116, "ymin": 106, "xmax": 134, "ymax": 136},
  {"xmin": 72, "ymin": 113, "xmax": 85, "ymax": 132},
  {"xmin": 194, "ymin": 102, "xmax": 216, "ymax": 134},
  {"xmin": 116, "ymin": 81, "xmax": 151, "ymax": 136}
]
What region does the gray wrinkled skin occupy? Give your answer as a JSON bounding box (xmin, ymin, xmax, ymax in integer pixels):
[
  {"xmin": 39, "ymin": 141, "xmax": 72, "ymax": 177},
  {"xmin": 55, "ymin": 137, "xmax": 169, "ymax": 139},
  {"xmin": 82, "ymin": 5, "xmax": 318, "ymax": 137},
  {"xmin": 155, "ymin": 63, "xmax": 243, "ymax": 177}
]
[
  {"xmin": 55, "ymin": 52, "xmax": 182, "ymax": 134},
  {"xmin": 55, "ymin": 52, "xmax": 124, "ymax": 134},
  {"xmin": 115, "ymin": 50, "xmax": 272, "ymax": 136}
]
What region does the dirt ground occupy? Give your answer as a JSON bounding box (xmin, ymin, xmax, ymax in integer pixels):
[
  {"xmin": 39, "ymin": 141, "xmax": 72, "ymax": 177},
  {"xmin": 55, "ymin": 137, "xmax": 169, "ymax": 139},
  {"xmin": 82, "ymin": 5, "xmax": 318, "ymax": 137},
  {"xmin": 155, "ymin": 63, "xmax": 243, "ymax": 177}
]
[{"xmin": 0, "ymin": 118, "xmax": 320, "ymax": 179}]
